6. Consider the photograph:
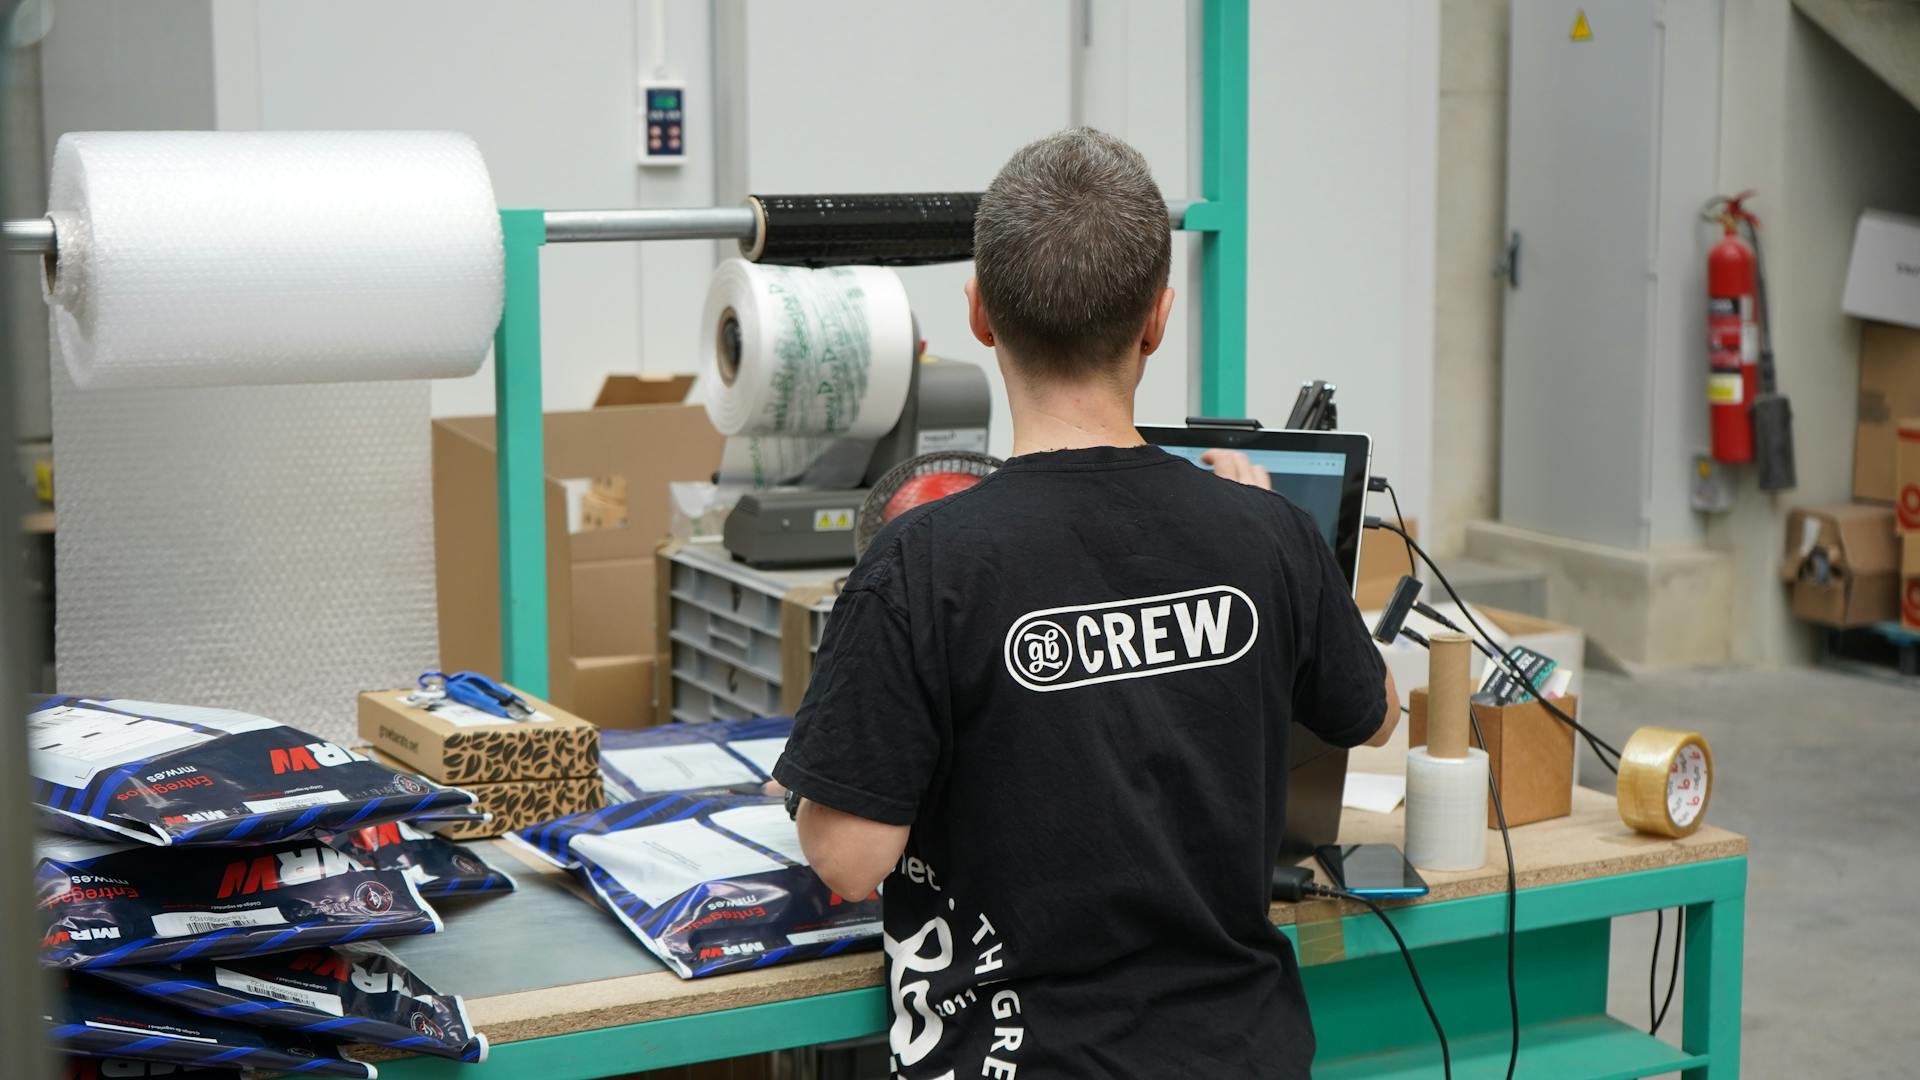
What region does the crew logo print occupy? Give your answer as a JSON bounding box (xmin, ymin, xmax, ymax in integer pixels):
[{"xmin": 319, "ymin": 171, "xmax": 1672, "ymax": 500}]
[{"xmin": 1003, "ymin": 586, "xmax": 1260, "ymax": 692}]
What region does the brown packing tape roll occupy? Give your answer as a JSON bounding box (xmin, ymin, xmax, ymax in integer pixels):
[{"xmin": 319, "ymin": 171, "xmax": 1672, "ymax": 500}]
[
  {"xmin": 1616, "ymin": 726, "xmax": 1714, "ymax": 838},
  {"xmin": 779, "ymin": 581, "xmax": 841, "ymax": 714},
  {"xmin": 1426, "ymin": 632, "xmax": 1472, "ymax": 759}
]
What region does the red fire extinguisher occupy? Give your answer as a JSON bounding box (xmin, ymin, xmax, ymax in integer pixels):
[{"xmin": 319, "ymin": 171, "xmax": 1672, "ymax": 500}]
[{"xmin": 1706, "ymin": 192, "xmax": 1759, "ymax": 464}]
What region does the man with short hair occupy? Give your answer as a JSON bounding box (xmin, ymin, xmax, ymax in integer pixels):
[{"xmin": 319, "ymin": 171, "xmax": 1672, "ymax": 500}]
[{"xmin": 772, "ymin": 129, "xmax": 1397, "ymax": 1078}]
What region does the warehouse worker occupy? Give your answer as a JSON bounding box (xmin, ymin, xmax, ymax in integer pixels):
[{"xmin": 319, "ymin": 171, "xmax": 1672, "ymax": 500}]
[{"xmin": 772, "ymin": 129, "xmax": 1397, "ymax": 1079}]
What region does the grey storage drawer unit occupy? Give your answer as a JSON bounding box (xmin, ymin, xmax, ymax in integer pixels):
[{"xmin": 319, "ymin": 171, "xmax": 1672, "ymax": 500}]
[{"xmin": 663, "ymin": 541, "xmax": 838, "ymax": 724}]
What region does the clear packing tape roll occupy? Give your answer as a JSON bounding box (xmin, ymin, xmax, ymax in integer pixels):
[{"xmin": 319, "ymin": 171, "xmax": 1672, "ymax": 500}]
[
  {"xmin": 1405, "ymin": 746, "xmax": 1489, "ymax": 872},
  {"xmin": 700, "ymin": 258, "xmax": 915, "ymax": 487},
  {"xmin": 44, "ymin": 130, "xmax": 504, "ymax": 389}
]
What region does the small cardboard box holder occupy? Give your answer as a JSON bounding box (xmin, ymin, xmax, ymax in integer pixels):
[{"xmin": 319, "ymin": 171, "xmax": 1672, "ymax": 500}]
[{"xmin": 1408, "ymin": 688, "xmax": 1577, "ymax": 829}]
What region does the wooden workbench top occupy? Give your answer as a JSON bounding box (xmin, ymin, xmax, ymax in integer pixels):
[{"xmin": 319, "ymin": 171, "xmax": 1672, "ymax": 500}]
[{"xmin": 391, "ymin": 788, "xmax": 1745, "ymax": 1052}]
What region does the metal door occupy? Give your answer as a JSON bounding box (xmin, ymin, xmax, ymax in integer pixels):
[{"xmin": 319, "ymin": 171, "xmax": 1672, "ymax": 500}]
[{"xmin": 1500, "ymin": 0, "xmax": 1661, "ymax": 549}]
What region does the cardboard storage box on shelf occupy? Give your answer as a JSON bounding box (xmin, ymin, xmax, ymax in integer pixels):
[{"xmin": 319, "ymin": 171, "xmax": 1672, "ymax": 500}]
[
  {"xmin": 1779, "ymin": 504, "xmax": 1899, "ymax": 628},
  {"xmin": 1842, "ymin": 211, "xmax": 1920, "ymax": 503},
  {"xmin": 1903, "ymin": 534, "xmax": 1920, "ymax": 632},
  {"xmin": 359, "ymin": 745, "xmax": 602, "ymax": 840},
  {"xmin": 433, "ymin": 374, "xmax": 722, "ymax": 728},
  {"xmin": 1898, "ymin": 419, "xmax": 1920, "ymax": 533},
  {"xmin": 1351, "ymin": 603, "xmax": 1584, "ymax": 778},
  {"xmin": 1408, "ymin": 689, "xmax": 1576, "ymax": 828},
  {"xmin": 357, "ymin": 687, "xmax": 600, "ymax": 785},
  {"xmin": 1354, "ymin": 516, "xmax": 1417, "ymax": 611}
]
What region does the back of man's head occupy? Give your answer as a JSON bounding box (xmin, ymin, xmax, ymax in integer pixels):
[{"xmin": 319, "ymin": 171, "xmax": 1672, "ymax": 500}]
[{"xmin": 974, "ymin": 129, "xmax": 1171, "ymax": 383}]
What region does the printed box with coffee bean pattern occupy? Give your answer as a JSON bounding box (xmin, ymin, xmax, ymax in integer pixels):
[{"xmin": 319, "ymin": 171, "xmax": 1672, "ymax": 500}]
[
  {"xmin": 358, "ymin": 746, "xmax": 604, "ymax": 839},
  {"xmin": 357, "ymin": 687, "xmax": 600, "ymax": 785}
]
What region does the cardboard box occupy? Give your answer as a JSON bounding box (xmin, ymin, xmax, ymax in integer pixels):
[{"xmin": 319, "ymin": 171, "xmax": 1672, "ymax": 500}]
[
  {"xmin": 433, "ymin": 374, "xmax": 723, "ymax": 711},
  {"xmin": 357, "ymin": 687, "xmax": 600, "ymax": 785},
  {"xmin": 1352, "ymin": 603, "xmax": 1585, "ymax": 779},
  {"xmin": 1842, "ymin": 210, "xmax": 1920, "ymax": 328},
  {"xmin": 1408, "ymin": 690, "xmax": 1576, "ymax": 828},
  {"xmin": 1355, "ymin": 516, "xmax": 1418, "ymax": 611},
  {"xmin": 360, "ymin": 746, "xmax": 602, "ymax": 840},
  {"xmin": 1898, "ymin": 419, "xmax": 1920, "ymax": 532},
  {"xmin": 572, "ymin": 558, "xmax": 652, "ymax": 657},
  {"xmin": 570, "ymin": 654, "xmax": 656, "ymax": 731},
  {"xmin": 1854, "ymin": 325, "xmax": 1920, "ymax": 503},
  {"xmin": 1779, "ymin": 504, "xmax": 1899, "ymax": 628},
  {"xmin": 1903, "ymin": 534, "xmax": 1920, "ymax": 632}
]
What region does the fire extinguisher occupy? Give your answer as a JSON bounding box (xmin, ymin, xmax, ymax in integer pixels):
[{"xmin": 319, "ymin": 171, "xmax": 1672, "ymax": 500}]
[{"xmin": 1706, "ymin": 193, "xmax": 1759, "ymax": 464}]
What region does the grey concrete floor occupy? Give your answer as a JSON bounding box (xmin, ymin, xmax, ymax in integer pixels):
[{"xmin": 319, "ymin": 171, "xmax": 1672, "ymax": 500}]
[{"xmin": 1576, "ymin": 665, "xmax": 1920, "ymax": 1079}]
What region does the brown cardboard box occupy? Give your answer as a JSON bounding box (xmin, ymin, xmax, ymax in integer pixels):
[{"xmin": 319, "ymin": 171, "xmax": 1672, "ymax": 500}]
[
  {"xmin": 359, "ymin": 746, "xmax": 602, "ymax": 839},
  {"xmin": 1897, "ymin": 418, "xmax": 1920, "ymax": 532},
  {"xmin": 357, "ymin": 687, "xmax": 600, "ymax": 784},
  {"xmin": 433, "ymin": 375, "xmax": 724, "ymax": 711},
  {"xmin": 1408, "ymin": 689, "xmax": 1576, "ymax": 828},
  {"xmin": 1780, "ymin": 504, "xmax": 1900, "ymax": 628},
  {"xmin": 1854, "ymin": 324, "xmax": 1920, "ymax": 503},
  {"xmin": 570, "ymin": 655, "xmax": 656, "ymax": 730},
  {"xmin": 1355, "ymin": 516, "xmax": 1418, "ymax": 611},
  {"xmin": 573, "ymin": 558, "xmax": 652, "ymax": 657},
  {"xmin": 1902, "ymin": 533, "xmax": 1920, "ymax": 631}
]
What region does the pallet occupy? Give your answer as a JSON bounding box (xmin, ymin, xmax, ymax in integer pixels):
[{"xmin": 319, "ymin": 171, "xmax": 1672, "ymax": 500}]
[{"xmin": 1821, "ymin": 621, "xmax": 1920, "ymax": 684}]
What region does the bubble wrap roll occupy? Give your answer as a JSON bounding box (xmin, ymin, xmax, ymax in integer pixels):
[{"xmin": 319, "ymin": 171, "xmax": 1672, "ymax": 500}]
[{"xmin": 44, "ymin": 131, "xmax": 503, "ymax": 389}]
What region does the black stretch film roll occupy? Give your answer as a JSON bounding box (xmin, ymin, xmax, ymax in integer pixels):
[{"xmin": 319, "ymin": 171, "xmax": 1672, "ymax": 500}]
[{"xmin": 747, "ymin": 193, "xmax": 981, "ymax": 267}]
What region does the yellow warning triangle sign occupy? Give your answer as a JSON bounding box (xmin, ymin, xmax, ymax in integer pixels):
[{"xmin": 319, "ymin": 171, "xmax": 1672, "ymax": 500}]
[{"xmin": 1570, "ymin": 9, "xmax": 1593, "ymax": 41}]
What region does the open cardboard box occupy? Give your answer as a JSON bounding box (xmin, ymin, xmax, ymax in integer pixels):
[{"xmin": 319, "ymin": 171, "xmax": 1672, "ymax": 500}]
[
  {"xmin": 1350, "ymin": 602, "xmax": 1585, "ymax": 780},
  {"xmin": 1779, "ymin": 503, "xmax": 1899, "ymax": 628},
  {"xmin": 433, "ymin": 375, "xmax": 723, "ymax": 728}
]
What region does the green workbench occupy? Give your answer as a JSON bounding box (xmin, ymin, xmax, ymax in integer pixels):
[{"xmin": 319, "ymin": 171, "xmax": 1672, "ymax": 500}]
[{"xmin": 372, "ymin": 788, "xmax": 1745, "ymax": 1079}]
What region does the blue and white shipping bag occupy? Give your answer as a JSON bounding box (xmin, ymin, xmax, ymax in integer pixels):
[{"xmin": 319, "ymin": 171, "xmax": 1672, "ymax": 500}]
[{"xmin": 597, "ymin": 716, "xmax": 793, "ymax": 802}]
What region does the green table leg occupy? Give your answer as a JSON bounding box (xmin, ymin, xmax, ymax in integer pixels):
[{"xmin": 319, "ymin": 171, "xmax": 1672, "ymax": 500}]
[{"xmin": 1681, "ymin": 877, "xmax": 1747, "ymax": 1079}]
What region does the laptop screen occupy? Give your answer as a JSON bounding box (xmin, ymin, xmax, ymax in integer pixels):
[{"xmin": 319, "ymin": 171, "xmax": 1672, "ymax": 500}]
[{"xmin": 1138, "ymin": 427, "xmax": 1372, "ymax": 591}]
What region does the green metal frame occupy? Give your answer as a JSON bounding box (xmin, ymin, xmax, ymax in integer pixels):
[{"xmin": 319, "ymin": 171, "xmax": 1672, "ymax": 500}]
[
  {"xmin": 378, "ymin": 856, "xmax": 1746, "ymax": 1078},
  {"xmin": 487, "ymin": 0, "xmax": 1250, "ymax": 687}
]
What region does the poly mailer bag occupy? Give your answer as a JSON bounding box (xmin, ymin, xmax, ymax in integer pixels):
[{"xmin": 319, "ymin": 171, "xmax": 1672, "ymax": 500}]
[
  {"xmin": 598, "ymin": 716, "xmax": 792, "ymax": 802},
  {"xmin": 327, "ymin": 820, "xmax": 515, "ymax": 898},
  {"xmin": 51, "ymin": 973, "xmax": 372, "ymax": 1078},
  {"xmin": 515, "ymin": 793, "xmax": 880, "ymax": 978},
  {"xmin": 29, "ymin": 696, "xmax": 476, "ymax": 846},
  {"xmin": 39, "ymin": 839, "xmax": 441, "ymax": 969},
  {"xmin": 91, "ymin": 942, "xmax": 485, "ymax": 1063}
]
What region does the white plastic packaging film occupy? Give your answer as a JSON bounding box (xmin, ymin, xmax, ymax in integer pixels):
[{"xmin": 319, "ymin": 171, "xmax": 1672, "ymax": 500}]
[
  {"xmin": 1403, "ymin": 746, "xmax": 1489, "ymax": 872},
  {"xmin": 45, "ymin": 131, "xmax": 503, "ymax": 388},
  {"xmin": 699, "ymin": 258, "xmax": 914, "ymax": 487},
  {"xmin": 47, "ymin": 131, "xmax": 494, "ymax": 741}
]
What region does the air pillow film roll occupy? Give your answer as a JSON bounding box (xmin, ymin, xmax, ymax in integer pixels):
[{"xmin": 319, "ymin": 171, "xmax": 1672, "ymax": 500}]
[
  {"xmin": 44, "ymin": 130, "xmax": 503, "ymax": 389},
  {"xmin": 701, "ymin": 258, "xmax": 915, "ymax": 487}
]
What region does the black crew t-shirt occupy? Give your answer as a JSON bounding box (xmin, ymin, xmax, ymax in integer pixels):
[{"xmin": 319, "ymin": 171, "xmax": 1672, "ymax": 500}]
[{"xmin": 773, "ymin": 444, "xmax": 1386, "ymax": 1079}]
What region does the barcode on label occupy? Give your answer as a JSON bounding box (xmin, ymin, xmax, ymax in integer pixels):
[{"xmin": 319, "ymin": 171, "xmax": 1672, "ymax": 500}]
[
  {"xmin": 150, "ymin": 907, "xmax": 287, "ymax": 939},
  {"xmin": 214, "ymin": 966, "xmax": 345, "ymax": 1015}
]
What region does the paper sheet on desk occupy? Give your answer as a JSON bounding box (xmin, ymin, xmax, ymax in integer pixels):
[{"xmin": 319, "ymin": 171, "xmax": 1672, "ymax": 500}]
[{"xmin": 1342, "ymin": 771, "xmax": 1407, "ymax": 814}]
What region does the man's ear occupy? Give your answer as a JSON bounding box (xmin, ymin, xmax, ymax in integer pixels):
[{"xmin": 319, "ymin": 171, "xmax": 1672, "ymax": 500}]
[
  {"xmin": 964, "ymin": 277, "xmax": 995, "ymax": 348},
  {"xmin": 1140, "ymin": 287, "xmax": 1176, "ymax": 358}
]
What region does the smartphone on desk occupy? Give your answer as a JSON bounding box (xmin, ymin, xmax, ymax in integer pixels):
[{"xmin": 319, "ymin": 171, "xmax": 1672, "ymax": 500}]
[{"xmin": 1315, "ymin": 844, "xmax": 1429, "ymax": 899}]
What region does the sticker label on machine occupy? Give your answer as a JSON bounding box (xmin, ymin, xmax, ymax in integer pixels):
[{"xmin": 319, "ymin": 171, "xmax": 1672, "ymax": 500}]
[
  {"xmin": 916, "ymin": 427, "xmax": 989, "ymax": 455},
  {"xmin": 812, "ymin": 508, "xmax": 855, "ymax": 532}
]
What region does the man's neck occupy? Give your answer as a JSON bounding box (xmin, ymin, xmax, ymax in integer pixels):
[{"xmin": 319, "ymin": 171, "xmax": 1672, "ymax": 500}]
[{"xmin": 1006, "ymin": 378, "xmax": 1144, "ymax": 457}]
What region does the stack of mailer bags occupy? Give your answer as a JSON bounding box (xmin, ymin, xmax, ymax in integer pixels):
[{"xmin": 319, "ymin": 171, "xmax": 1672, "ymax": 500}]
[{"xmin": 30, "ymin": 695, "xmax": 519, "ymax": 1077}]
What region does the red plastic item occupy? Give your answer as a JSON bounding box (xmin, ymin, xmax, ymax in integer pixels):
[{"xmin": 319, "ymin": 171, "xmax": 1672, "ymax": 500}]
[{"xmin": 883, "ymin": 471, "xmax": 982, "ymax": 522}]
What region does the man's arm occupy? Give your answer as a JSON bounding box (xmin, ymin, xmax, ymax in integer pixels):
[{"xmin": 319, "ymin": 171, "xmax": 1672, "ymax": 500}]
[
  {"xmin": 1365, "ymin": 665, "xmax": 1401, "ymax": 747},
  {"xmin": 793, "ymin": 794, "xmax": 908, "ymax": 901}
]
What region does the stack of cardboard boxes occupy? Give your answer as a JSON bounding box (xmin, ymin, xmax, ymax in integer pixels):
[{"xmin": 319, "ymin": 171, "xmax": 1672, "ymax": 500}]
[
  {"xmin": 1787, "ymin": 211, "xmax": 1920, "ymax": 633},
  {"xmin": 356, "ymin": 686, "xmax": 604, "ymax": 840},
  {"xmin": 433, "ymin": 376, "xmax": 726, "ymax": 729}
]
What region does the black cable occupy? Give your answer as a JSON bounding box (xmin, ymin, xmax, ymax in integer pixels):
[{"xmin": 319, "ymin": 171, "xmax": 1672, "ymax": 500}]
[
  {"xmin": 1304, "ymin": 883, "xmax": 1451, "ymax": 1080},
  {"xmin": 1651, "ymin": 908, "xmax": 1685, "ymax": 1035},
  {"xmin": 1366, "ymin": 517, "xmax": 1622, "ymax": 773},
  {"xmin": 1380, "ymin": 480, "xmax": 1419, "ymax": 578},
  {"xmin": 1649, "ymin": 909, "xmax": 1664, "ymax": 1034},
  {"xmin": 1470, "ymin": 702, "xmax": 1521, "ymax": 1080}
]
